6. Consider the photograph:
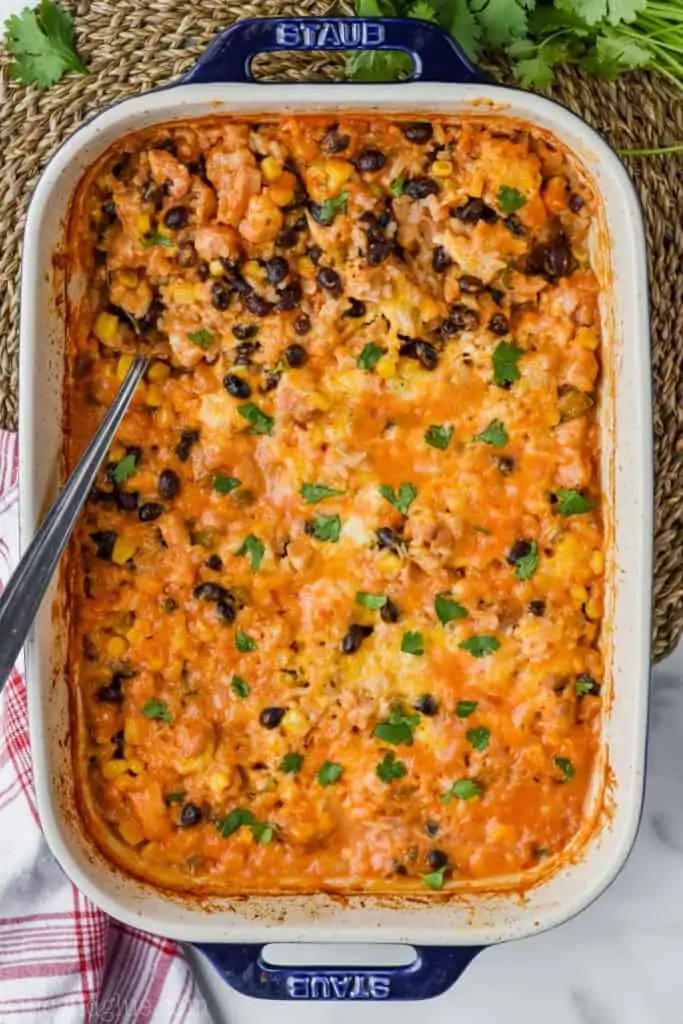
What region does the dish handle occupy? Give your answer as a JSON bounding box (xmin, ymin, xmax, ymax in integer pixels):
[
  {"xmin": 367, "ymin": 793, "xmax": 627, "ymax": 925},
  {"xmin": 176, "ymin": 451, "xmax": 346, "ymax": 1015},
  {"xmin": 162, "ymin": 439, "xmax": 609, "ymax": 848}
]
[
  {"xmin": 193, "ymin": 942, "xmax": 484, "ymax": 1001},
  {"xmin": 183, "ymin": 16, "xmax": 484, "ymax": 85}
]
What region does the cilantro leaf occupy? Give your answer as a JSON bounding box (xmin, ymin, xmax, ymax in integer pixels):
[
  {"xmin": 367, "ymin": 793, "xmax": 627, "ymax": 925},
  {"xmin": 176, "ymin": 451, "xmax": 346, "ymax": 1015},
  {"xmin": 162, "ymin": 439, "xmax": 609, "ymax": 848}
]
[
  {"xmin": 476, "ymin": 0, "xmax": 529, "ymax": 48},
  {"xmin": 219, "ymin": 808, "xmax": 255, "ymax": 838},
  {"xmin": 512, "ymin": 51, "xmax": 558, "ymax": 89},
  {"xmin": 309, "ymin": 514, "xmax": 341, "ymax": 543},
  {"xmin": 422, "ymin": 865, "xmax": 447, "ymax": 890},
  {"xmin": 143, "ymin": 232, "xmax": 174, "ymax": 248},
  {"xmin": 576, "ymin": 674, "xmax": 600, "ymax": 696},
  {"xmin": 164, "ymin": 791, "xmax": 186, "ymax": 805},
  {"xmin": 356, "ymin": 592, "xmax": 388, "ymax": 610},
  {"xmin": 301, "ymin": 482, "xmax": 345, "ymax": 504},
  {"xmin": 187, "ymin": 329, "xmax": 214, "ymax": 349},
  {"xmin": 458, "ymin": 635, "xmax": 501, "ymax": 658},
  {"xmin": 401, "ymin": 630, "xmax": 425, "ymax": 656},
  {"xmin": 514, "ymin": 540, "xmax": 539, "ymax": 581},
  {"xmin": 235, "ymin": 630, "xmax": 257, "ymax": 652},
  {"xmin": 373, "ymin": 706, "xmax": 420, "ymax": 747},
  {"xmin": 238, "ymin": 402, "xmax": 274, "ymax": 436},
  {"xmin": 474, "ymin": 419, "xmax": 508, "ymax": 447},
  {"xmin": 456, "ymin": 700, "xmax": 478, "ymax": 718},
  {"xmin": 230, "ymin": 675, "xmax": 250, "ymax": 699},
  {"xmin": 554, "ymin": 756, "xmax": 575, "ymax": 782},
  {"xmin": 112, "ymin": 451, "xmax": 138, "ymax": 484},
  {"xmin": 441, "ymin": 778, "xmax": 483, "ymax": 803},
  {"xmin": 492, "ymin": 341, "xmax": 524, "ymax": 387},
  {"xmin": 435, "ymin": 593, "xmax": 467, "ymax": 625},
  {"xmin": 585, "ymin": 27, "xmax": 651, "ymax": 79},
  {"xmin": 555, "ymin": 488, "xmax": 594, "ymax": 516},
  {"xmin": 347, "ymin": 49, "xmax": 412, "ymax": 83},
  {"xmin": 357, "ymin": 343, "xmax": 385, "ymax": 371},
  {"xmin": 390, "ymin": 177, "xmax": 406, "ymax": 197},
  {"xmin": 281, "ymin": 752, "xmax": 303, "ymax": 774},
  {"xmin": 5, "ymin": 0, "xmax": 87, "ymax": 88},
  {"xmin": 235, "ymin": 534, "xmax": 265, "ymax": 572},
  {"xmin": 251, "ymin": 822, "xmax": 276, "ymax": 845},
  {"xmin": 498, "ymin": 186, "xmax": 528, "ymax": 214},
  {"xmin": 142, "ymin": 697, "xmax": 172, "ymax": 723},
  {"xmin": 316, "ymin": 191, "xmax": 350, "ymax": 225},
  {"xmin": 316, "ymin": 761, "xmax": 344, "ymax": 786},
  {"xmin": 213, "ymin": 474, "xmax": 241, "ymax": 495},
  {"xmin": 376, "ymin": 751, "xmax": 407, "ymax": 783},
  {"xmin": 444, "ymin": 0, "xmax": 483, "ymax": 59},
  {"xmin": 378, "ymin": 482, "xmax": 417, "ymax": 516},
  {"xmin": 466, "ymin": 726, "xmax": 490, "ymax": 751},
  {"xmin": 425, "ymin": 424, "xmax": 453, "ymax": 450}
]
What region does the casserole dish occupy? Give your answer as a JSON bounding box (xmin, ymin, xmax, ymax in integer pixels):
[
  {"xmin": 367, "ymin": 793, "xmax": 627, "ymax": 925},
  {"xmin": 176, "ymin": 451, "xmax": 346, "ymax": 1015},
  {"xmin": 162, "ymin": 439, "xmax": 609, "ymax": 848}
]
[{"xmin": 19, "ymin": 15, "xmax": 652, "ymax": 1001}]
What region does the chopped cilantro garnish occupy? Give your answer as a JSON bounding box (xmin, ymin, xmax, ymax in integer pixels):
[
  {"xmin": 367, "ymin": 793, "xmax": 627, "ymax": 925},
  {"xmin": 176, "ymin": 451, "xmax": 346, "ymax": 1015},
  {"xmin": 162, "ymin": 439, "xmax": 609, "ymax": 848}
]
[
  {"xmin": 435, "ymin": 593, "xmax": 467, "ymax": 625},
  {"xmin": 498, "ymin": 185, "xmax": 527, "ymax": 214},
  {"xmin": 316, "ymin": 761, "xmax": 344, "ymax": 786},
  {"xmin": 235, "ymin": 630, "xmax": 257, "ymax": 652},
  {"xmin": 230, "ymin": 675, "xmax": 250, "ymax": 699},
  {"xmin": 474, "ymin": 419, "xmax": 508, "ymax": 447},
  {"xmin": 424, "ymin": 424, "xmax": 454, "ymax": 450},
  {"xmin": 373, "ymin": 706, "xmax": 420, "ymax": 746},
  {"xmin": 376, "ymin": 751, "xmax": 407, "ymax": 783},
  {"xmin": 378, "ymin": 482, "xmax": 417, "ymax": 516},
  {"xmin": 492, "ymin": 341, "xmax": 524, "ymax": 387},
  {"xmin": 300, "ymin": 482, "xmax": 345, "ymax": 504},
  {"xmin": 142, "ymin": 697, "xmax": 172, "ymax": 723},
  {"xmin": 401, "ymin": 630, "xmax": 425, "ymax": 656},
  {"xmin": 441, "ymin": 779, "xmax": 482, "ymax": 803},
  {"xmin": 356, "ymin": 592, "xmax": 388, "ymax": 610},
  {"xmin": 458, "ymin": 635, "xmax": 500, "ymax": 658},
  {"xmin": 357, "ymin": 343, "xmax": 385, "ymax": 371},
  {"xmin": 238, "ymin": 402, "xmax": 274, "ymax": 436},
  {"xmin": 187, "ymin": 329, "xmax": 214, "ymax": 349},
  {"xmin": 555, "ymin": 488, "xmax": 594, "ymax": 516},
  {"xmin": 213, "ymin": 474, "xmax": 241, "ymax": 495},
  {"xmin": 235, "ymin": 534, "xmax": 265, "ymax": 572}
]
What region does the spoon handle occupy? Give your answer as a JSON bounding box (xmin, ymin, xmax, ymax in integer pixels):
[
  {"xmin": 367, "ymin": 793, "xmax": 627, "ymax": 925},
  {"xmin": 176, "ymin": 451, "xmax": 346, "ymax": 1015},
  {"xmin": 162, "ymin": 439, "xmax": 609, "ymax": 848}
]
[{"xmin": 0, "ymin": 356, "xmax": 148, "ymax": 690}]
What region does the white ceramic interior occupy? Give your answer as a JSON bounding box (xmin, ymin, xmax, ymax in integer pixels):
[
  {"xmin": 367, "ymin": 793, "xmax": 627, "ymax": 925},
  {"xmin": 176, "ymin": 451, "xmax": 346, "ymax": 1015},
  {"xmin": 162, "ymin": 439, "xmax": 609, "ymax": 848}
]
[{"xmin": 19, "ymin": 82, "xmax": 652, "ymax": 945}]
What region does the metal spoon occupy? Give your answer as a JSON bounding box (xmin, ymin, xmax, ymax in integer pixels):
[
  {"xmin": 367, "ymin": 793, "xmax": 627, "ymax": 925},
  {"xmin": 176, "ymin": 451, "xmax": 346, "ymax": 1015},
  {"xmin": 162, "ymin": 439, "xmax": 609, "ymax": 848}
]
[{"xmin": 0, "ymin": 356, "xmax": 148, "ymax": 690}]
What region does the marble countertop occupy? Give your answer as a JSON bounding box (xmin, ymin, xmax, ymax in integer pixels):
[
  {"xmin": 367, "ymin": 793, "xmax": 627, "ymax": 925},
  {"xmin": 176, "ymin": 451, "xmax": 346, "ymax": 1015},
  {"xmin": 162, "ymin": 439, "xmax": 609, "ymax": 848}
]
[{"xmin": 189, "ymin": 646, "xmax": 680, "ymax": 1023}]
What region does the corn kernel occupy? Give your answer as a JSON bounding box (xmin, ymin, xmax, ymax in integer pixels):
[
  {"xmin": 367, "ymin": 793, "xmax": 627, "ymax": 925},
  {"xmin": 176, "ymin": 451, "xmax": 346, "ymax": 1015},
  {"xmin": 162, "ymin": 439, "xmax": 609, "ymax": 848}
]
[
  {"xmin": 102, "ymin": 760, "xmax": 131, "ymax": 780},
  {"xmin": 575, "ymin": 326, "xmax": 599, "ymax": 350},
  {"xmin": 571, "ymin": 585, "xmax": 588, "ymax": 605},
  {"xmin": 208, "ymin": 771, "xmax": 229, "ymax": 794},
  {"xmin": 369, "ymin": 183, "xmax": 383, "ymax": 198},
  {"xmin": 261, "ymin": 156, "xmax": 283, "ymax": 183},
  {"xmin": 139, "ymin": 842, "xmax": 158, "ymax": 862},
  {"xmin": 242, "ymin": 260, "xmax": 263, "ymax": 283},
  {"xmin": 136, "ymin": 212, "xmax": 152, "ymax": 234},
  {"xmin": 119, "ymin": 820, "xmax": 145, "ymax": 846},
  {"xmin": 376, "ymin": 354, "xmax": 397, "ymax": 380},
  {"xmin": 147, "ymin": 360, "xmax": 170, "ymax": 383},
  {"xmin": 116, "ymin": 354, "xmax": 134, "ymax": 382},
  {"xmin": 146, "ymin": 384, "xmax": 163, "ymax": 407},
  {"xmin": 209, "ymin": 259, "xmax": 224, "ymax": 277},
  {"xmin": 585, "ymin": 597, "xmax": 602, "ymax": 621},
  {"xmin": 297, "ymin": 256, "xmax": 314, "ymax": 277},
  {"xmin": 376, "ymin": 550, "xmax": 401, "ymax": 576},
  {"xmin": 324, "ymin": 158, "xmax": 354, "ymax": 192},
  {"xmin": 590, "ymin": 550, "xmax": 604, "ymax": 575},
  {"xmin": 147, "ymin": 657, "xmax": 164, "ymax": 671},
  {"xmin": 94, "ymin": 312, "xmax": 120, "ymax": 345},
  {"xmin": 419, "ymin": 296, "xmax": 440, "ymax": 321},
  {"xmin": 432, "ymin": 160, "xmax": 453, "ymax": 177},
  {"xmin": 107, "ymin": 635, "xmax": 127, "ymax": 659},
  {"xmin": 170, "ymin": 282, "xmax": 196, "ymax": 305},
  {"xmin": 127, "ymin": 759, "xmax": 145, "ymax": 776},
  {"xmin": 118, "ymin": 269, "xmax": 138, "ymax": 289},
  {"xmin": 111, "ymin": 537, "xmax": 137, "ymax": 566},
  {"xmin": 284, "ymin": 709, "xmax": 309, "ymax": 738},
  {"xmin": 269, "ymin": 171, "xmax": 297, "ymax": 208},
  {"xmin": 109, "ymin": 442, "xmax": 126, "ymax": 463},
  {"xmin": 124, "ymin": 716, "xmax": 145, "ymax": 746}
]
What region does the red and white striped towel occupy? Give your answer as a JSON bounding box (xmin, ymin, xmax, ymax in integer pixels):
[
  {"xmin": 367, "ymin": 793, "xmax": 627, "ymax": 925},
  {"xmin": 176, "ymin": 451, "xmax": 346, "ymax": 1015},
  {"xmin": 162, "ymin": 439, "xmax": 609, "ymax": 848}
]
[{"xmin": 0, "ymin": 431, "xmax": 210, "ymax": 1023}]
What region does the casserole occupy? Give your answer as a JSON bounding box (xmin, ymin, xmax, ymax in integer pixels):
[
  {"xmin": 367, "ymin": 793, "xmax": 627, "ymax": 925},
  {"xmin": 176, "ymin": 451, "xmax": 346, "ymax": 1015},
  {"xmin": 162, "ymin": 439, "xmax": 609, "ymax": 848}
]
[{"xmin": 19, "ymin": 15, "xmax": 652, "ymax": 1000}]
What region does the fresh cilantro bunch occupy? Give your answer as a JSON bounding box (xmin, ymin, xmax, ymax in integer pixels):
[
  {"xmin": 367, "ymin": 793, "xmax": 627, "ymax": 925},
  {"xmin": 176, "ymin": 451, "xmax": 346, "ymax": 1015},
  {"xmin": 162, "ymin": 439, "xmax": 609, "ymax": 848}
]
[
  {"xmin": 349, "ymin": 0, "xmax": 683, "ymax": 94},
  {"xmin": 4, "ymin": 0, "xmax": 86, "ymax": 87}
]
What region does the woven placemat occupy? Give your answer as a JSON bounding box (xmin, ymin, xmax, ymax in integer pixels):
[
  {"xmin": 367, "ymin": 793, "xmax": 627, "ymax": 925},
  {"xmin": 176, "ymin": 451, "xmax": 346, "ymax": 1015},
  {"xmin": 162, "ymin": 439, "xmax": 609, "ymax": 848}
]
[{"xmin": 0, "ymin": 1, "xmax": 681, "ymax": 660}]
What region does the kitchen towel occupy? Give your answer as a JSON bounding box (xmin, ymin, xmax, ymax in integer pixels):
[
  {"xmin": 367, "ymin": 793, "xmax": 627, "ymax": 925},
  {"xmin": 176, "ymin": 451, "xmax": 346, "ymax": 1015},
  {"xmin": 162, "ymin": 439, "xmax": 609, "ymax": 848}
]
[{"xmin": 0, "ymin": 429, "xmax": 210, "ymax": 1023}]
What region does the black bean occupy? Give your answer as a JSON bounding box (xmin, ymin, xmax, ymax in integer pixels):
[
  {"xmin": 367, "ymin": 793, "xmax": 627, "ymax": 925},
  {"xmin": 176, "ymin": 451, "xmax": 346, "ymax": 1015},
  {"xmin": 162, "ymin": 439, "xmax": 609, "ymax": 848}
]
[
  {"xmin": 394, "ymin": 863, "xmax": 408, "ymax": 876},
  {"xmin": 102, "ymin": 198, "xmax": 117, "ymax": 220},
  {"xmin": 343, "ymin": 298, "xmax": 366, "ymax": 319},
  {"xmin": 193, "ymin": 582, "xmax": 229, "ymax": 602},
  {"xmin": 441, "ymin": 304, "xmax": 480, "ymax": 335},
  {"xmin": 508, "ymin": 540, "xmax": 532, "ymax": 565},
  {"xmin": 376, "ymin": 527, "xmax": 403, "ymax": 555},
  {"xmin": 90, "ymin": 530, "xmax": 117, "ymax": 561},
  {"xmin": 294, "ymin": 314, "xmax": 312, "ymax": 336},
  {"xmin": 179, "ymin": 803, "xmax": 203, "ymax": 827},
  {"xmin": 164, "ymin": 206, "xmax": 188, "ymax": 230},
  {"xmin": 293, "ymin": 214, "xmax": 308, "ymax": 231},
  {"xmin": 308, "ymin": 203, "xmax": 334, "ymax": 227},
  {"xmin": 276, "ymin": 227, "xmax": 299, "ymax": 249},
  {"xmin": 211, "ymin": 282, "xmax": 231, "ymax": 311},
  {"xmin": 111, "ymin": 154, "xmax": 131, "ymax": 179},
  {"xmin": 398, "ymin": 339, "xmax": 438, "ymax": 370},
  {"xmin": 163, "ymin": 597, "xmax": 178, "ymax": 613},
  {"xmin": 138, "ymin": 298, "xmax": 164, "ymax": 334},
  {"xmin": 265, "ymin": 256, "xmax": 289, "ymax": 285},
  {"xmin": 96, "ymin": 673, "xmax": 124, "ymax": 704},
  {"xmin": 216, "ymin": 599, "xmax": 236, "ymax": 623},
  {"xmin": 275, "ymin": 282, "xmax": 302, "ymax": 311},
  {"xmin": 175, "ymin": 429, "xmax": 199, "ymax": 462},
  {"xmin": 497, "ymin": 456, "xmax": 515, "ymax": 476},
  {"xmin": 205, "ymin": 554, "xmax": 223, "ymax": 571},
  {"xmin": 356, "ymin": 149, "xmax": 386, "ymax": 173},
  {"xmin": 451, "ymin": 197, "xmax": 498, "ymax": 224},
  {"xmin": 139, "ymin": 502, "xmax": 164, "ymax": 522},
  {"xmin": 414, "ymin": 694, "xmax": 439, "ymax": 716},
  {"xmin": 177, "ymin": 241, "xmax": 196, "ymax": 268},
  {"xmin": 380, "ymin": 598, "xmax": 400, "ymax": 624},
  {"xmin": 577, "ymin": 673, "xmax": 601, "ymax": 695},
  {"xmin": 505, "ymin": 214, "xmax": 527, "ymax": 239},
  {"xmin": 341, "ymin": 624, "xmax": 374, "ymax": 654},
  {"xmin": 157, "ymin": 137, "xmax": 177, "ymax": 155},
  {"xmin": 223, "ymin": 373, "xmax": 251, "ymax": 399},
  {"xmin": 321, "ymin": 125, "xmax": 350, "ymax": 153},
  {"xmin": 528, "ymin": 233, "xmax": 573, "ymax": 280},
  {"xmin": 234, "ymin": 340, "xmax": 261, "ymax": 366},
  {"xmin": 432, "ymin": 246, "xmax": 452, "ymax": 273},
  {"xmin": 231, "ymin": 324, "xmax": 258, "ymax": 341},
  {"xmin": 307, "ymin": 245, "xmax": 323, "ymax": 265},
  {"xmin": 244, "ymin": 293, "xmax": 274, "ymax": 317},
  {"xmin": 115, "ymin": 489, "xmax": 139, "ymax": 512},
  {"xmin": 285, "ymin": 344, "xmax": 307, "ymax": 368},
  {"xmin": 427, "ymin": 849, "xmax": 448, "ymax": 870},
  {"xmin": 569, "ymin": 192, "xmax": 585, "ymax": 213},
  {"xmin": 489, "ymin": 313, "xmax": 509, "ymax": 336},
  {"xmin": 425, "ymin": 819, "xmax": 439, "ymax": 837},
  {"xmin": 529, "ymin": 600, "xmax": 546, "ymax": 617},
  {"xmin": 260, "ymin": 707, "xmax": 286, "ymax": 729},
  {"xmin": 404, "ymin": 177, "xmax": 439, "ymax": 200},
  {"xmin": 197, "ymin": 261, "xmax": 210, "ymax": 281},
  {"xmin": 367, "ymin": 241, "xmax": 391, "ymax": 266},
  {"xmin": 402, "ymin": 121, "xmax": 433, "ymax": 144},
  {"xmin": 111, "ymin": 729, "xmax": 125, "ymax": 759},
  {"xmin": 459, "ymin": 274, "xmax": 485, "ymax": 293},
  {"xmin": 142, "ymin": 181, "xmax": 165, "ymax": 209},
  {"xmin": 260, "ymin": 368, "xmax": 282, "ymax": 393},
  {"xmin": 316, "ymin": 267, "xmax": 342, "ymax": 296},
  {"xmin": 156, "ymin": 469, "xmax": 180, "ymax": 501}
]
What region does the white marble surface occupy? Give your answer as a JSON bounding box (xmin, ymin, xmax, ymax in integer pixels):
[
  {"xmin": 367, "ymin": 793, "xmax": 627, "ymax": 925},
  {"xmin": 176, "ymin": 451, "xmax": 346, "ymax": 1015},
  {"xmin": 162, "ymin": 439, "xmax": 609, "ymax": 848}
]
[{"xmin": 3, "ymin": 1, "xmax": 678, "ymax": 1017}]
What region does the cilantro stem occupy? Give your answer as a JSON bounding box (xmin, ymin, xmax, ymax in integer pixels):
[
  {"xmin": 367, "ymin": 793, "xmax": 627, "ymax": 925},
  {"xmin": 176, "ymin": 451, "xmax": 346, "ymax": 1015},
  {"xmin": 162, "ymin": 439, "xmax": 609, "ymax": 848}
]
[{"xmin": 618, "ymin": 143, "xmax": 683, "ymax": 156}]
